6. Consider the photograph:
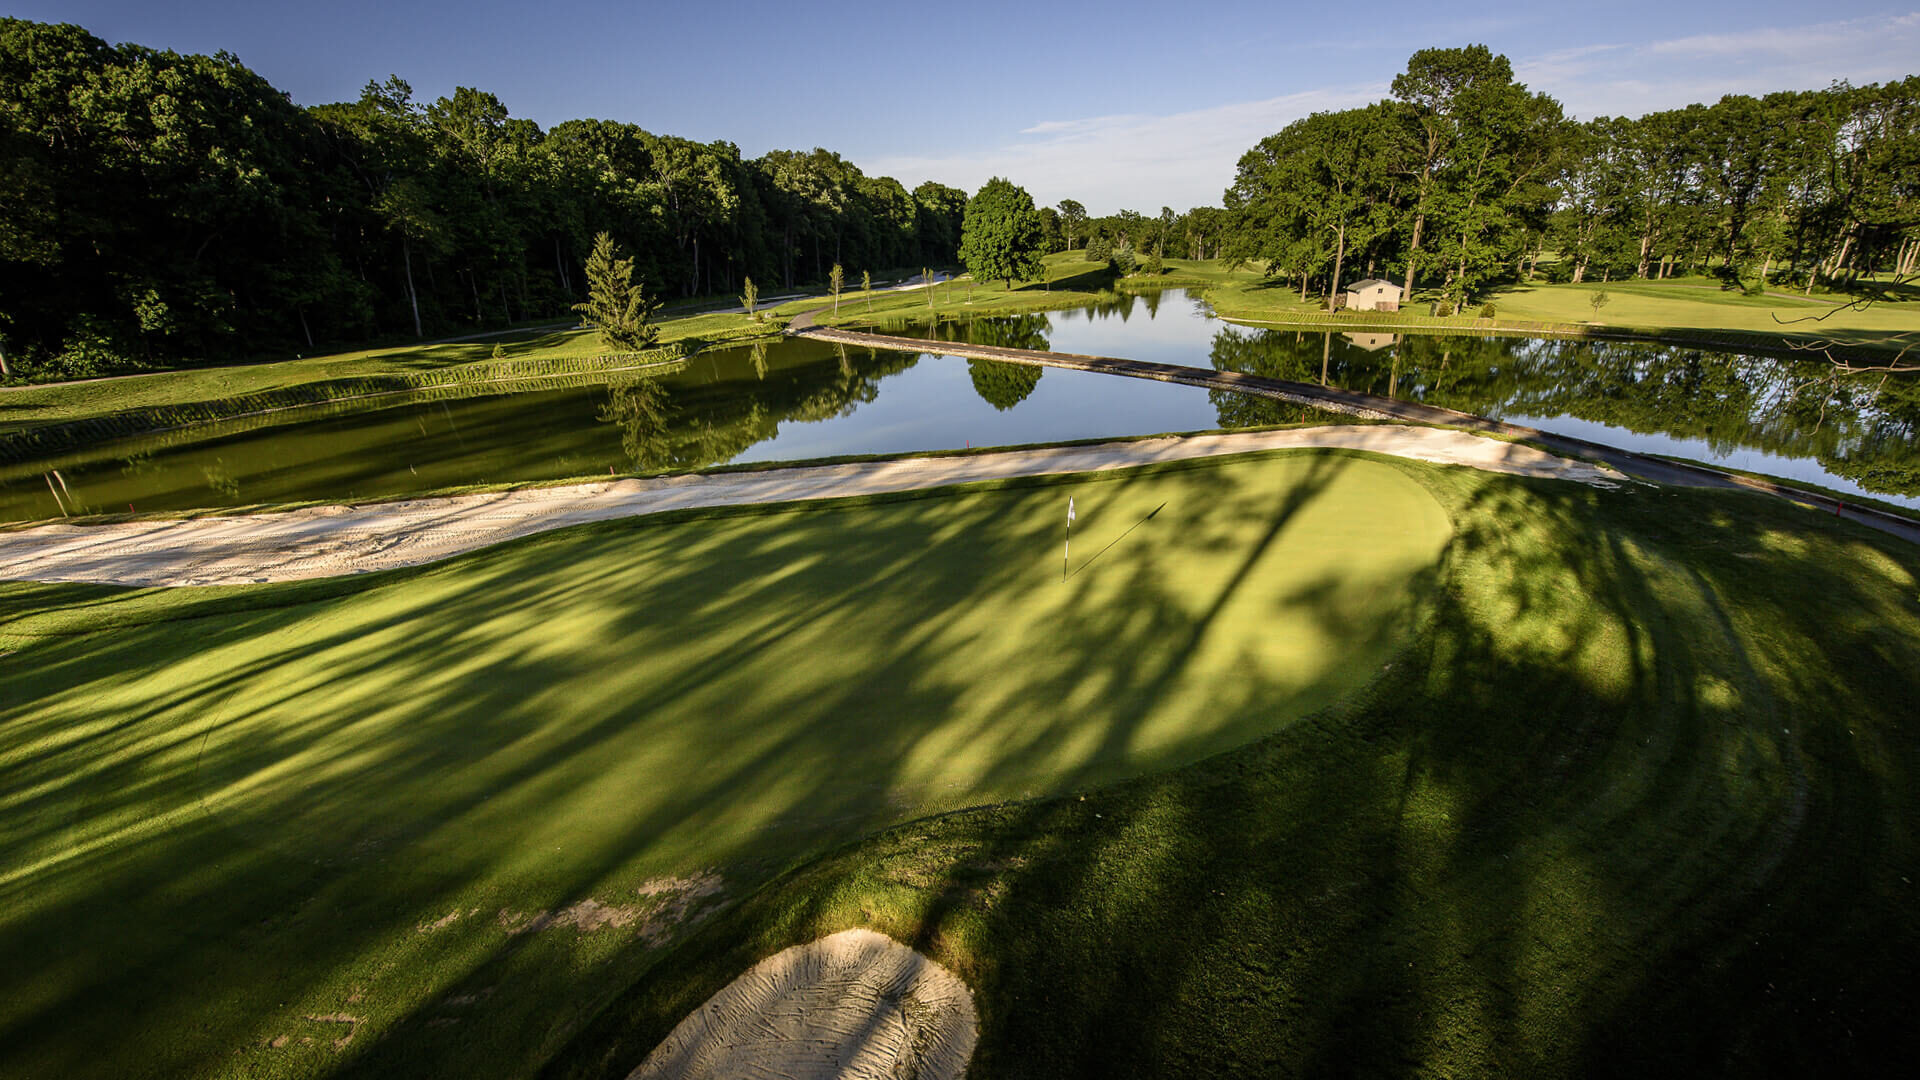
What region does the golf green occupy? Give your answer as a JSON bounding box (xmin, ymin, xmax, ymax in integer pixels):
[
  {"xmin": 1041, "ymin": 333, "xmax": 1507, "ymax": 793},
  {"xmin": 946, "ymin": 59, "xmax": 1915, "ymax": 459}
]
[{"xmin": 0, "ymin": 451, "xmax": 1449, "ymax": 1077}]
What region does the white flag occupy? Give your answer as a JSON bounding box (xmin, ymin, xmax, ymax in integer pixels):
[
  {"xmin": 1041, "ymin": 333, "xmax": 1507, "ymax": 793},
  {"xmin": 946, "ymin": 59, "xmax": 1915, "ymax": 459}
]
[{"xmin": 1068, "ymin": 497, "xmax": 1075, "ymax": 523}]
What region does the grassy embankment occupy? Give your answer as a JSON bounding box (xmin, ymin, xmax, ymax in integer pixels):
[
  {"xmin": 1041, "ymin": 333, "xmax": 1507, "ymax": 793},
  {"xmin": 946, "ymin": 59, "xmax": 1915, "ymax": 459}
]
[
  {"xmin": 4, "ymin": 449, "xmax": 1918, "ymax": 1077},
  {"xmin": 0, "ymin": 309, "xmax": 787, "ymax": 437},
  {"xmin": 1203, "ymin": 272, "xmax": 1920, "ymax": 358}
]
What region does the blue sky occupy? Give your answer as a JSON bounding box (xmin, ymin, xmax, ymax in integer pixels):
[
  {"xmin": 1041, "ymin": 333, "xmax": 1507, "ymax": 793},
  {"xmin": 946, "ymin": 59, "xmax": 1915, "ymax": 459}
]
[{"xmin": 9, "ymin": 1, "xmax": 1919, "ymax": 213}]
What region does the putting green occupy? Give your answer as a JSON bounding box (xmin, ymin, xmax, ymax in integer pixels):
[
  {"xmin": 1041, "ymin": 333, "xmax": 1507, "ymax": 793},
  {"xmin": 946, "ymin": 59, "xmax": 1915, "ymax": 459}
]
[{"xmin": 0, "ymin": 452, "xmax": 1448, "ymax": 1076}]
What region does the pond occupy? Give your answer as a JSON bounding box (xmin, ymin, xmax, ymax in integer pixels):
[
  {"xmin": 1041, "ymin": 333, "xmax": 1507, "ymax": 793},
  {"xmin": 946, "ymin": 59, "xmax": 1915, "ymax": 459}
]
[
  {"xmin": 0, "ymin": 333, "xmax": 1235, "ymax": 523},
  {"xmin": 884, "ymin": 290, "xmax": 1920, "ymax": 510},
  {"xmin": 4, "ymin": 289, "xmax": 1916, "ymax": 522}
]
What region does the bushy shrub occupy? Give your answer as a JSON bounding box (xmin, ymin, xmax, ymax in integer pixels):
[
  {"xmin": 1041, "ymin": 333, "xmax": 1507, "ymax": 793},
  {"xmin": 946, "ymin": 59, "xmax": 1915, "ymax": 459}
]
[
  {"xmin": 49, "ymin": 316, "xmax": 128, "ymax": 378},
  {"xmin": 1085, "ymin": 237, "xmax": 1112, "ymax": 263},
  {"xmin": 1431, "ymin": 300, "xmax": 1454, "ymax": 317},
  {"xmin": 1478, "ymin": 302, "xmax": 1497, "ymax": 319},
  {"xmin": 1142, "ymin": 253, "xmax": 1164, "ymax": 276},
  {"xmin": 1111, "ymin": 242, "xmax": 1137, "ymax": 275}
]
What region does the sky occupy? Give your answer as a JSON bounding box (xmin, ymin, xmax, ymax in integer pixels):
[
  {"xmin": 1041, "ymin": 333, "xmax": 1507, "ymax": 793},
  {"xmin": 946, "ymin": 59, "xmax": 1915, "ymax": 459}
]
[{"xmin": 8, "ymin": 1, "xmax": 1919, "ymax": 214}]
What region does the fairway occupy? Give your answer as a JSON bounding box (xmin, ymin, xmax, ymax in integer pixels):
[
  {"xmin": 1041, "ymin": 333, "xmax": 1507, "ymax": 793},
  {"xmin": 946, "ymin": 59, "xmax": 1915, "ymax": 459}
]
[{"xmin": 0, "ymin": 451, "xmax": 1449, "ymax": 1077}]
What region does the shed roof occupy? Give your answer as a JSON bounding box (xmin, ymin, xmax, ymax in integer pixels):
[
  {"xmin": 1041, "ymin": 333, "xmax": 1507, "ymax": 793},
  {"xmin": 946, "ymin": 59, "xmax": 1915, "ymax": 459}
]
[{"xmin": 1346, "ymin": 278, "xmax": 1402, "ymax": 294}]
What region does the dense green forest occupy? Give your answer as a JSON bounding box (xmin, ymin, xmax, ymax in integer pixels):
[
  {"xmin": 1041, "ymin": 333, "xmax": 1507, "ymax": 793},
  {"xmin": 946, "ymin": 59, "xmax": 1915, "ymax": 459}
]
[
  {"xmin": 992, "ymin": 47, "xmax": 1918, "ymax": 312},
  {"xmin": 0, "ymin": 18, "xmax": 969, "ymax": 379},
  {"xmin": 1220, "ymin": 45, "xmax": 1920, "ymax": 307},
  {"xmin": 2, "ymin": 21, "xmax": 1915, "ymax": 383}
]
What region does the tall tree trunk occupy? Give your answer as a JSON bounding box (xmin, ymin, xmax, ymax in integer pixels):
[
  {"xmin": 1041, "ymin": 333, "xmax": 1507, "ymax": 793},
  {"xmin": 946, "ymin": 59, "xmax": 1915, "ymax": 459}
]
[
  {"xmin": 1320, "ymin": 332, "xmax": 1331, "ymax": 386},
  {"xmin": 1401, "ymin": 211, "xmax": 1425, "ymax": 298},
  {"xmin": 298, "ymin": 307, "xmax": 314, "ymax": 348},
  {"xmin": 554, "ymin": 237, "xmax": 571, "ymax": 295},
  {"xmin": 1637, "ymin": 210, "xmax": 1656, "ymax": 279},
  {"xmin": 1326, "ymin": 220, "xmax": 1347, "ymax": 313},
  {"xmin": 402, "ymin": 235, "xmax": 423, "ymax": 338},
  {"xmin": 1827, "ymin": 231, "xmax": 1855, "ymax": 282}
]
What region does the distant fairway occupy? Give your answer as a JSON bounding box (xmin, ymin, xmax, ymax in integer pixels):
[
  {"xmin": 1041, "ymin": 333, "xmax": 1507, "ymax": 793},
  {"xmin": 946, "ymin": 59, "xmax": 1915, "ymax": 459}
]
[{"xmin": 0, "ymin": 451, "xmax": 1450, "ymax": 1078}]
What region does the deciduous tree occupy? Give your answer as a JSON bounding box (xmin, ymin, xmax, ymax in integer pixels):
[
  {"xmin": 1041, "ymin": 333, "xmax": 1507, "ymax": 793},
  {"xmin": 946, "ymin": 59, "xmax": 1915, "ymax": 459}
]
[{"xmin": 958, "ymin": 178, "xmax": 1046, "ymax": 287}]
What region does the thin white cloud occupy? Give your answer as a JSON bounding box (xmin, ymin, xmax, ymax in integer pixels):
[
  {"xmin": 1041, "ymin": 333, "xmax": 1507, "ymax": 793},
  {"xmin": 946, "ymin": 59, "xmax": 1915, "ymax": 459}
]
[
  {"xmin": 860, "ymin": 12, "xmax": 1920, "ymax": 213},
  {"xmin": 1646, "ymin": 13, "xmax": 1919, "ymax": 57},
  {"xmin": 1521, "ymin": 11, "xmax": 1920, "ymax": 118},
  {"xmin": 862, "ymin": 85, "xmax": 1385, "ymax": 216}
]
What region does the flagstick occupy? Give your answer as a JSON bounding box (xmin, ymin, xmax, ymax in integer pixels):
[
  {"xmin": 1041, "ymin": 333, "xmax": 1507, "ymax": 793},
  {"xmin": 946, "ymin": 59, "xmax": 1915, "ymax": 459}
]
[{"xmin": 1063, "ymin": 496, "xmax": 1075, "ymax": 583}]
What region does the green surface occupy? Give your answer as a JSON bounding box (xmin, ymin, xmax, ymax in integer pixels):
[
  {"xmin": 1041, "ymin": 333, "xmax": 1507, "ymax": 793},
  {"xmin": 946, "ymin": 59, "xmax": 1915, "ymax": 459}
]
[
  {"xmin": 0, "ymin": 451, "xmax": 1449, "ymax": 1078},
  {"xmin": 552, "ymin": 464, "xmax": 1920, "ymax": 1079}
]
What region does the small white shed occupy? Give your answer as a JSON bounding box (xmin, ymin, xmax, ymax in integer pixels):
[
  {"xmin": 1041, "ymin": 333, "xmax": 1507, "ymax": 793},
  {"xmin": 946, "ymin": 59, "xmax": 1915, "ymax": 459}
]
[{"xmin": 1344, "ymin": 278, "xmax": 1403, "ymax": 312}]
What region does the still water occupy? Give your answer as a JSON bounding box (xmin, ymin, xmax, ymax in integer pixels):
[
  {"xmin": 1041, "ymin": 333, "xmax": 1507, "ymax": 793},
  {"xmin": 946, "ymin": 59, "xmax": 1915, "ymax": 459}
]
[
  {"xmin": 0, "ymin": 333, "xmax": 1229, "ymax": 522},
  {"xmin": 4, "ymin": 289, "xmax": 1916, "ymax": 521},
  {"xmin": 888, "ymin": 291, "xmax": 1920, "ymax": 510}
]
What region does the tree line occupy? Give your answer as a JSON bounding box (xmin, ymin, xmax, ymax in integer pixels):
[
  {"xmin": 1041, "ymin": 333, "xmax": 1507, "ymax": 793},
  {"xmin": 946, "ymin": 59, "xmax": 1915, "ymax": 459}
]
[
  {"xmin": 1222, "ymin": 45, "xmax": 1919, "ymax": 309},
  {"xmin": 0, "ymin": 18, "xmax": 971, "ymax": 378}
]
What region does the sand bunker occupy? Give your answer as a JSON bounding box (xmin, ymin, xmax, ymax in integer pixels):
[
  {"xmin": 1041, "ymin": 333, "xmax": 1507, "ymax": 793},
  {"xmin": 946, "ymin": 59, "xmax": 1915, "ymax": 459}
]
[
  {"xmin": 0, "ymin": 428, "xmax": 1622, "ymax": 588},
  {"xmin": 630, "ymin": 928, "xmax": 977, "ymax": 1080}
]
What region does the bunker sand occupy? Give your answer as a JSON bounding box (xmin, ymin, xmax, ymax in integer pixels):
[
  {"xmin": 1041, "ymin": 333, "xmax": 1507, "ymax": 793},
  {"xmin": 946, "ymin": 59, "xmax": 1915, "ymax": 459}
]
[
  {"xmin": 0, "ymin": 426, "xmax": 1619, "ymax": 587},
  {"xmin": 630, "ymin": 929, "xmax": 976, "ymax": 1080}
]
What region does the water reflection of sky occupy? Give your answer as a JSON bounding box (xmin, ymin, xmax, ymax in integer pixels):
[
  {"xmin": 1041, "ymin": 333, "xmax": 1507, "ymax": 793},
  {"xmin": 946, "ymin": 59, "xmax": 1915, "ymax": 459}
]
[
  {"xmin": 728, "ymin": 357, "xmax": 1222, "ymax": 464},
  {"xmin": 1015, "ymin": 290, "xmax": 1920, "ymax": 511},
  {"xmin": 6, "ymin": 287, "xmax": 1916, "ymax": 520},
  {"xmin": 1499, "ymin": 413, "xmax": 1920, "ymax": 510}
]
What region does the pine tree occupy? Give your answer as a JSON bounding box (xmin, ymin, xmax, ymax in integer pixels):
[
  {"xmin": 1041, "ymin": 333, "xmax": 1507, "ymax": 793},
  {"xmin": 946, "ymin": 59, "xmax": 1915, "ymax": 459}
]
[{"xmin": 573, "ymin": 232, "xmax": 659, "ymax": 352}]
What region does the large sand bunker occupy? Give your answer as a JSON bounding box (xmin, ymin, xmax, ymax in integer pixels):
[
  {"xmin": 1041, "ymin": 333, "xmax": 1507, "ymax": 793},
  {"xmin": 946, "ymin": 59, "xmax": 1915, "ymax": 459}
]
[
  {"xmin": 0, "ymin": 427, "xmax": 1622, "ymax": 587},
  {"xmin": 630, "ymin": 928, "xmax": 977, "ymax": 1080}
]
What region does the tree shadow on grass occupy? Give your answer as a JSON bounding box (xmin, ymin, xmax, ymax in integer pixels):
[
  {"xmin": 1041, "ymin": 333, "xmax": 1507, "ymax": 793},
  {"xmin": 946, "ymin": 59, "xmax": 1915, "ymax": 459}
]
[
  {"xmin": 537, "ymin": 470, "xmax": 1920, "ymax": 1079},
  {"xmin": 2, "ymin": 451, "xmax": 1452, "ymax": 1079}
]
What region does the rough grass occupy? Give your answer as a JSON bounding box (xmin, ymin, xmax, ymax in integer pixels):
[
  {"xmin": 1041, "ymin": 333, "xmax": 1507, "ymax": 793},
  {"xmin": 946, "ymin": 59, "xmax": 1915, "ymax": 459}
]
[{"xmin": 0, "ymin": 451, "xmax": 1451, "ymax": 1079}]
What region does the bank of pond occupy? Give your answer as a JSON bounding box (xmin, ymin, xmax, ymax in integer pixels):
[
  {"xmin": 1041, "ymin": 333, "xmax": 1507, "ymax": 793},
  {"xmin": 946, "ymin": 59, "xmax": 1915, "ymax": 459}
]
[{"xmin": 5, "ymin": 290, "xmax": 1917, "ymax": 522}]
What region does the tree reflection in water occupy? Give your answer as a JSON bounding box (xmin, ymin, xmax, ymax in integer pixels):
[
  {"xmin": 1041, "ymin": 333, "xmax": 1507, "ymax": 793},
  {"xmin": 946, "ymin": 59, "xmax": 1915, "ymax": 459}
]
[
  {"xmin": 598, "ymin": 376, "xmax": 674, "ymax": 472},
  {"xmin": 1205, "ymin": 327, "xmax": 1920, "ymax": 495}
]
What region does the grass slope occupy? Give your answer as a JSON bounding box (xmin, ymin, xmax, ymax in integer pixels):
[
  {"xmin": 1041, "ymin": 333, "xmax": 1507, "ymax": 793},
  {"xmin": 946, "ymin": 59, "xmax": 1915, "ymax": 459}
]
[
  {"xmin": 0, "ymin": 451, "xmax": 1449, "ymax": 1079},
  {"xmin": 0, "ymin": 311, "xmax": 783, "ymax": 435},
  {"xmin": 550, "ymin": 463, "xmax": 1920, "ymax": 1078},
  {"xmin": 1203, "ymin": 273, "xmax": 1920, "ymax": 356}
]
